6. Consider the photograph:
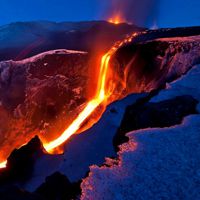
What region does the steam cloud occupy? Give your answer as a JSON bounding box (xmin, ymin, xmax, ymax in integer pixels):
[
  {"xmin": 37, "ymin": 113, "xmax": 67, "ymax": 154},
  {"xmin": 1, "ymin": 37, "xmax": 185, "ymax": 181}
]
[{"xmin": 103, "ymin": 0, "xmax": 159, "ymax": 27}]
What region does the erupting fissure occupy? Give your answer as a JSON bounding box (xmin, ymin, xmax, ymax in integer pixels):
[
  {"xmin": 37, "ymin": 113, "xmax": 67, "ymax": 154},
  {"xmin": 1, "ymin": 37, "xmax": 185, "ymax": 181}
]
[{"xmin": 0, "ymin": 32, "xmax": 138, "ymax": 168}]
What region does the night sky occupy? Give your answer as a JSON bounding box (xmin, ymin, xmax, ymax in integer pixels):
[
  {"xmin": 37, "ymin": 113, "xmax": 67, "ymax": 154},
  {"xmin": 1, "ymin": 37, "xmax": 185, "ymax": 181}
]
[{"xmin": 0, "ymin": 0, "xmax": 199, "ymax": 27}]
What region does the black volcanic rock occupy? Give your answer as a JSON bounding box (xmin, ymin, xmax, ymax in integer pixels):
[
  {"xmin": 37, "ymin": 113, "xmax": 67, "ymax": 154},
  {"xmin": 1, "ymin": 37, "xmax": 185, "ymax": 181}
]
[
  {"xmin": 135, "ymin": 26, "xmax": 200, "ymax": 43},
  {"xmin": 35, "ymin": 172, "xmax": 81, "ymax": 200},
  {"xmin": 114, "ymin": 95, "xmax": 198, "ymax": 150},
  {"xmin": 6, "ymin": 136, "xmax": 45, "ymax": 180},
  {"xmin": 110, "ymin": 34, "xmax": 200, "ymax": 98},
  {"xmin": 0, "ymin": 136, "xmax": 44, "ymax": 184},
  {"xmin": 0, "ymin": 185, "xmax": 44, "ymax": 200}
]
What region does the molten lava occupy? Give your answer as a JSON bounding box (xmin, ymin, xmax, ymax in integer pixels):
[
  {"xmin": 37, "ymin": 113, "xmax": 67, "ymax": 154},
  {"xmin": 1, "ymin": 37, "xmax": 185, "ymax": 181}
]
[
  {"xmin": 0, "ymin": 161, "xmax": 7, "ymax": 168},
  {"xmin": 108, "ymin": 12, "xmax": 126, "ymax": 25},
  {"xmin": 0, "ymin": 32, "xmax": 139, "ymax": 168},
  {"xmin": 44, "ymin": 53, "xmax": 111, "ymax": 152},
  {"xmin": 43, "ymin": 32, "xmax": 139, "ymax": 153}
]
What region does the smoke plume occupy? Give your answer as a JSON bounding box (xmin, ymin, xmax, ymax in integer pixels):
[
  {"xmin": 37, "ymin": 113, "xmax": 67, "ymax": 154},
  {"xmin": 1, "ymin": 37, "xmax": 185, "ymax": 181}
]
[{"xmin": 103, "ymin": 0, "xmax": 159, "ymax": 27}]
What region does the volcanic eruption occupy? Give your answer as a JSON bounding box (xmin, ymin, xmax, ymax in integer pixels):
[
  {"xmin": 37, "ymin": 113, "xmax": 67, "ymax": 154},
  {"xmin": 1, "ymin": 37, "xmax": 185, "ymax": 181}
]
[
  {"xmin": 0, "ymin": 1, "xmax": 200, "ymax": 199},
  {"xmin": 0, "ymin": 4, "xmax": 144, "ymax": 166},
  {"xmin": 0, "ymin": 22, "xmax": 139, "ymax": 166}
]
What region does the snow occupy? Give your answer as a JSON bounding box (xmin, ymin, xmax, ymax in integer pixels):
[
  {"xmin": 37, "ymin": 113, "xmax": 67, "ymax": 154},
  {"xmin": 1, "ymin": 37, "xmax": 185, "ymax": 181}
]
[
  {"xmin": 82, "ymin": 115, "xmax": 200, "ymax": 200},
  {"xmin": 24, "ymin": 93, "xmax": 147, "ymax": 191},
  {"xmin": 0, "ymin": 49, "xmax": 87, "ymax": 70},
  {"xmin": 81, "ymin": 65, "xmax": 200, "ymax": 200},
  {"xmin": 15, "ymin": 49, "xmax": 87, "ymax": 64},
  {"xmin": 156, "ymin": 35, "xmax": 200, "ymax": 42}
]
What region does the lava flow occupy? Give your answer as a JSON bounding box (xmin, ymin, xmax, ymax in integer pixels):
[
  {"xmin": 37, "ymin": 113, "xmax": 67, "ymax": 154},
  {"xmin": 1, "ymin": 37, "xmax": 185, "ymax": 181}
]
[
  {"xmin": 44, "ymin": 52, "xmax": 111, "ymax": 152},
  {"xmin": 0, "ymin": 32, "xmax": 138, "ymax": 168},
  {"xmin": 44, "ymin": 31, "xmax": 139, "ymax": 152}
]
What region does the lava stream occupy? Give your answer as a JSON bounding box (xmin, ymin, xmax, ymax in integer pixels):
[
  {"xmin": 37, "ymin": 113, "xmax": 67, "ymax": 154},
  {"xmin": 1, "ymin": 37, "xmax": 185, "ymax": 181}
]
[
  {"xmin": 0, "ymin": 32, "xmax": 139, "ymax": 168},
  {"xmin": 44, "ymin": 53, "xmax": 111, "ymax": 152}
]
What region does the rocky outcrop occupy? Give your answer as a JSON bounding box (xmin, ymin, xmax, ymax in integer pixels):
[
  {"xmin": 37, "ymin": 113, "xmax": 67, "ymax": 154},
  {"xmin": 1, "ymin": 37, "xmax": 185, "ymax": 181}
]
[
  {"xmin": 0, "ymin": 49, "xmax": 89, "ymax": 161},
  {"xmin": 110, "ymin": 35, "xmax": 200, "ymax": 99},
  {"xmin": 0, "ymin": 136, "xmax": 44, "ymax": 185},
  {"xmin": 114, "ymin": 95, "xmax": 198, "ymax": 150},
  {"xmin": 0, "ymin": 185, "xmax": 44, "ymax": 200},
  {"xmin": 35, "ymin": 172, "xmax": 81, "ymax": 200}
]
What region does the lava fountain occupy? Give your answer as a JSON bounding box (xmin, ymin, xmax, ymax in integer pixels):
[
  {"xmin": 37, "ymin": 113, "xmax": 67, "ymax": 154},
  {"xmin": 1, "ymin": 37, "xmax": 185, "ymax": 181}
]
[{"xmin": 0, "ymin": 31, "xmax": 139, "ymax": 168}]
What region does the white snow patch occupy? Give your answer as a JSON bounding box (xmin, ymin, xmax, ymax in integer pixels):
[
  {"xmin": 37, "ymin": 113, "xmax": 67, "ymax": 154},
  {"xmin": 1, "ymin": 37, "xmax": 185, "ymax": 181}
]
[
  {"xmin": 81, "ymin": 65, "xmax": 200, "ymax": 200},
  {"xmin": 0, "ymin": 49, "xmax": 87, "ymax": 64}
]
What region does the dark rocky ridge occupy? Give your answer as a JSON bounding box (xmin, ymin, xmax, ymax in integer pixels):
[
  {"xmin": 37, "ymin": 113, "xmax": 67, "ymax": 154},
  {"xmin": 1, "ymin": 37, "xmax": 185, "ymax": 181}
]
[
  {"xmin": 114, "ymin": 95, "xmax": 199, "ymax": 150},
  {"xmin": 0, "ymin": 136, "xmax": 80, "ymax": 200},
  {"xmin": 35, "ymin": 172, "xmax": 81, "ymax": 200},
  {"xmin": 110, "ymin": 35, "xmax": 200, "ymax": 98},
  {"xmin": 0, "ymin": 136, "xmax": 44, "ymax": 185},
  {"xmin": 136, "ymin": 26, "xmax": 200, "ymax": 43}
]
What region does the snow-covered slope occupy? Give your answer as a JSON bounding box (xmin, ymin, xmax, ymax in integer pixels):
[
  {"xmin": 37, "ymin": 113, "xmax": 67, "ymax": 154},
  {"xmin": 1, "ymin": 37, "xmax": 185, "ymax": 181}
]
[{"xmin": 81, "ymin": 65, "xmax": 200, "ymax": 200}]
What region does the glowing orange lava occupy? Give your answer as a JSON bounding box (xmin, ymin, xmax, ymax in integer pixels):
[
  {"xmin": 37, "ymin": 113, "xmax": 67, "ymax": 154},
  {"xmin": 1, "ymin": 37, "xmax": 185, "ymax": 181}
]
[
  {"xmin": 0, "ymin": 161, "xmax": 7, "ymax": 168},
  {"xmin": 43, "ymin": 32, "xmax": 139, "ymax": 153},
  {"xmin": 108, "ymin": 13, "xmax": 125, "ymax": 25},
  {"xmin": 0, "ymin": 32, "xmax": 139, "ymax": 168},
  {"xmin": 44, "ymin": 53, "xmax": 111, "ymax": 152}
]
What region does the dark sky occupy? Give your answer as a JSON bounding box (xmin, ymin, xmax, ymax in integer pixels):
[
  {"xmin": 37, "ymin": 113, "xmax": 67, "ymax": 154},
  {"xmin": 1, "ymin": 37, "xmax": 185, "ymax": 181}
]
[{"xmin": 0, "ymin": 0, "xmax": 199, "ymax": 27}]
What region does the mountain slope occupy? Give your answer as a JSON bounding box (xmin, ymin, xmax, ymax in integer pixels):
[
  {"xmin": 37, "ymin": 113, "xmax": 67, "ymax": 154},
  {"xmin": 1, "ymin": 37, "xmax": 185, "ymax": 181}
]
[{"xmin": 0, "ymin": 21, "xmax": 143, "ymax": 61}]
